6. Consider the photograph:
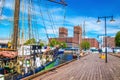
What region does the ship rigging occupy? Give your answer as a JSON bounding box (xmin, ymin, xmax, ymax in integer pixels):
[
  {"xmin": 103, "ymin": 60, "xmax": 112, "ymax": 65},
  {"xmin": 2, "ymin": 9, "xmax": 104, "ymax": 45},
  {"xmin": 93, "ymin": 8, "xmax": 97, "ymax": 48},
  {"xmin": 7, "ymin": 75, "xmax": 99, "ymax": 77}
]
[{"xmin": 0, "ymin": 0, "xmax": 67, "ymax": 79}]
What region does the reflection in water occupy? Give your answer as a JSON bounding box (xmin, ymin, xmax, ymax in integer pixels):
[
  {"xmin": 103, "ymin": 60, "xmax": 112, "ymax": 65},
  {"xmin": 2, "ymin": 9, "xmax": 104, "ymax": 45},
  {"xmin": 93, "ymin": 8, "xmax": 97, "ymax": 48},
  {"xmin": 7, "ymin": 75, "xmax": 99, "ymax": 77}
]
[
  {"xmin": 4, "ymin": 54, "xmax": 74, "ymax": 80},
  {"xmin": 54, "ymin": 54, "xmax": 73, "ymax": 66}
]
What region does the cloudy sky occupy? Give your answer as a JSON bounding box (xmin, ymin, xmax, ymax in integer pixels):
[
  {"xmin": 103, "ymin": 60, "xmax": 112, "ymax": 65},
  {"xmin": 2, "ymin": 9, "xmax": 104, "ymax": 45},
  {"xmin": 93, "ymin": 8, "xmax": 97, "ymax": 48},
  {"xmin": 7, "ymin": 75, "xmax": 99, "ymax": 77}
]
[{"xmin": 0, "ymin": 0, "xmax": 120, "ymax": 42}]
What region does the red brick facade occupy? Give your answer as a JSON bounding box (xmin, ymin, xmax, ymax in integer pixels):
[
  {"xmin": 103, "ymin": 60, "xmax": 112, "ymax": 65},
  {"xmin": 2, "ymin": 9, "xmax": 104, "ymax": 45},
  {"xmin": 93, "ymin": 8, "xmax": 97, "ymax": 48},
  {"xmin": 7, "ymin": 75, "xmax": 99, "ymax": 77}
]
[
  {"xmin": 50, "ymin": 26, "xmax": 99, "ymax": 48},
  {"xmin": 50, "ymin": 26, "xmax": 82, "ymax": 47},
  {"xmin": 59, "ymin": 27, "xmax": 68, "ymax": 38},
  {"xmin": 74, "ymin": 26, "xmax": 82, "ymax": 44},
  {"xmin": 103, "ymin": 37, "xmax": 115, "ymax": 48},
  {"xmin": 83, "ymin": 38, "xmax": 99, "ymax": 48}
]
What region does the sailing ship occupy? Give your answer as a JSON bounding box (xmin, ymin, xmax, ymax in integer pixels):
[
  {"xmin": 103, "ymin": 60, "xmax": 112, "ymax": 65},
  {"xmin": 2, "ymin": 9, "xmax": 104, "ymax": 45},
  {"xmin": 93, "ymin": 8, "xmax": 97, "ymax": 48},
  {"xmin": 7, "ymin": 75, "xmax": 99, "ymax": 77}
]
[{"xmin": 0, "ymin": 0, "xmax": 67, "ymax": 80}]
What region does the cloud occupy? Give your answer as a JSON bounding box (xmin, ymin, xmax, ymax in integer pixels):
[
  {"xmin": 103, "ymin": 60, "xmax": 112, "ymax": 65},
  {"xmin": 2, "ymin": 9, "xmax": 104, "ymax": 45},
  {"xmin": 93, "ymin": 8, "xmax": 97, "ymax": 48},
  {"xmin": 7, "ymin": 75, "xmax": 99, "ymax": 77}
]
[
  {"xmin": 65, "ymin": 16, "xmax": 120, "ymax": 37},
  {"xmin": 0, "ymin": 15, "xmax": 13, "ymax": 21},
  {"xmin": 1, "ymin": 0, "xmax": 120, "ymax": 41},
  {"xmin": 4, "ymin": 0, "xmax": 14, "ymax": 10}
]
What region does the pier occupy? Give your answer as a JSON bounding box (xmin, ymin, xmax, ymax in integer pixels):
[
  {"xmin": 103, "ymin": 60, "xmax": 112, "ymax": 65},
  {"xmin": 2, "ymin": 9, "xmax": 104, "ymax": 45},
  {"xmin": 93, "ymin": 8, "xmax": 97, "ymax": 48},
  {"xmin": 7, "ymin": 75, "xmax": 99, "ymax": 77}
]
[
  {"xmin": 0, "ymin": 0, "xmax": 120, "ymax": 80},
  {"xmin": 32, "ymin": 53, "xmax": 120, "ymax": 80}
]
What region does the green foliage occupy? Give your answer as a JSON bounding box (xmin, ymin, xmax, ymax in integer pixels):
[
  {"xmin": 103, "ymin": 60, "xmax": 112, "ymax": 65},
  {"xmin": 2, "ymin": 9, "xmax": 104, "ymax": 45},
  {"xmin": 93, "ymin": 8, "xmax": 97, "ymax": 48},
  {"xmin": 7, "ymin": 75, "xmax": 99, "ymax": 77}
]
[
  {"xmin": 24, "ymin": 38, "xmax": 36, "ymax": 45},
  {"xmin": 49, "ymin": 39, "xmax": 67, "ymax": 48},
  {"xmin": 80, "ymin": 41, "xmax": 90, "ymax": 50},
  {"xmin": 49, "ymin": 39, "xmax": 58, "ymax": 47},
  {"xmin": 115, "ymin": 31, "xmax": 120, "ymax": 47},
  {"xmin": 39, "ymin": 42, "xmax": 44, "ymax": 47},
  {"xmin": 59, "ymin": 42, "xmax": 67, "ymax": 48}
]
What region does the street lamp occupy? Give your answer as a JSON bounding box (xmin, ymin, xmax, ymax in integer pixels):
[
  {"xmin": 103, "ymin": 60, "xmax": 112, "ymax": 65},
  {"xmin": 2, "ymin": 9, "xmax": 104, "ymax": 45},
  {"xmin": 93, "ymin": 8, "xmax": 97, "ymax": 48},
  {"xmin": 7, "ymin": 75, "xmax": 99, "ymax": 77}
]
[{"xmin": 97, "ymin": 16, "xmax": 115, "ymax": 63}]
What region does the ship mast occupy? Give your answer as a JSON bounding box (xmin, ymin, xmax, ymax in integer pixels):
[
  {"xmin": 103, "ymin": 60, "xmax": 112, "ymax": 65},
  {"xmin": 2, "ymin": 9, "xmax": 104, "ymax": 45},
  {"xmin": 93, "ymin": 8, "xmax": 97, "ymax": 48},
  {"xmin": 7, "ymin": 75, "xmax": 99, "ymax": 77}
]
[
  {"xmin": 28, "ymin": 0, "xmax": 32, "ymax": 39},
  {"xmin": 12, "ymin": 0, "xmax": 20, "ymax": 50}
]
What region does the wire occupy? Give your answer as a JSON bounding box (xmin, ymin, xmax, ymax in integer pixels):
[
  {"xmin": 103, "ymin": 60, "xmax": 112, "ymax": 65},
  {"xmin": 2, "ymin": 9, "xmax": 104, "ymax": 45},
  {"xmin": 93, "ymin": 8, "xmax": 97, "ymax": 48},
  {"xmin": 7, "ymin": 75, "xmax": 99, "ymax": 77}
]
[
  {"xmin": 0, "ymin": 0, "xmax": 5, "ymax": 17},
  {"xmin": 38, "ymin": 0, "xmax": 50, "ymax": 42},
  {"xmin": 21, "ymin": 0, "xmax": 25, "ymax": 45},
  {"xmin": 31, "ymin": 0, "xmax": 35, "ymax": 39},
  {"xmin": 62, "ymin": 5, "xmax": 67, "ymax": 27},
  {"xmin": 46, "ymin": 0, "xmax": 67, "ymax": 37},
  {"xmin": 28, "ymin": 0, "xmax": 32, "ymax": 40},
  {"xmin": 45, "ymin": 1, "xmax": 56, "ymax": 38},
  {"xmin": 31, "ymin": 0, "xmax": 40, "ymax": 41}
]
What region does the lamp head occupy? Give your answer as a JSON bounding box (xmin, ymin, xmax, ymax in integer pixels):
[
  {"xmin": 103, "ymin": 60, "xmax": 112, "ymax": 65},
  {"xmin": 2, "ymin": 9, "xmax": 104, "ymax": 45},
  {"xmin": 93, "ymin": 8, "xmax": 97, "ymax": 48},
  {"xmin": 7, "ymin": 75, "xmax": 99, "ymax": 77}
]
[
  {"xmin": 97, "ymin": 17, "xmax": 101, "ymax": 24},
  {"xmin": 110, "ymin": 16, "xmax": 115, "ymax": 23},
  {"xmin": 110, "ymin": 18, "xmax": 115, "ymax": 23}
]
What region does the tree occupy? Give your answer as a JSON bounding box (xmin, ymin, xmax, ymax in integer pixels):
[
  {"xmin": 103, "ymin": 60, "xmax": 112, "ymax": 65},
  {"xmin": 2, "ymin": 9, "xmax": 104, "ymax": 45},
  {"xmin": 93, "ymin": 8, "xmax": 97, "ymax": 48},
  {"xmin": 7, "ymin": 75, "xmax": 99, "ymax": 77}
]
[
  {"xmin": 59, "ymin": 42, "xmax": 67, "ymax": 48},
  {"xmin": 49, "ymin": 39, "xmax": 59, "ymax": 47},
  {"xmin": 49, "ymin": 39, "xmax": 67, "ymax": 48},
  {"xmin": 39, "ymin": 42, "xmax": 44, "ymax": 47},
  {"xmin": 24, "ymin": 38, "xmax": 36, "ymax": 45},
  {"xmin": 80, "ymin": 41, "xmax": 90, "ymax": 50},
  {"xmin": 115, "ymin": 31, "xmax": 120, "ymax": 47}
]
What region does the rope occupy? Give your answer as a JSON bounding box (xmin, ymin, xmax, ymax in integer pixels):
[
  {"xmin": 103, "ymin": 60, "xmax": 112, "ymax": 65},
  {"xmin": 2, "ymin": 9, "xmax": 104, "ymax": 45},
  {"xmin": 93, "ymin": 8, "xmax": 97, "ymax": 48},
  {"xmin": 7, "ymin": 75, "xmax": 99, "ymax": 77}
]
[
  {"xmin": 28, "ymin": 0, "xmax": 32, "ymax": 40},
  {"xmin": 31, "ymin": 0, "xmax": 34, "ymax": 39},
  {"xmin": 24, "ymin": 0, "xmax": 28, "ymax": 41},
  {"xmin": 62, "ymin": 6, "xmax": 67, "ymax": 27},
  {"xmin": 38, "ymin": 0, "xmax": 50, "ymax": 42},
  {"xmin": 0, "ymin": 0, "xmax": 5, "ymax": 17},
  {"xmin": 46, "ymin": 1, "xmax": 67, "ymax": 37},
  {"xmin": 10, "ymin": 0, "xmax": 15, "ymax": 42},
  {"xmin": 45, "ymin": 1, "xmax": 56, "ymax": 38},
  {"xmin": 0, "ymin": 0, "xmax": 15, "ymax": 41},
  {"xmin": 46, "ymin": 5, "xmax": 60, "ymax": 37},
  {"xmin": 21, "ymin": 0, "xmax": 25, "ymax": 45},
  {"xmin": 31, "ymin": 0, "xmax": 39, "ymax": 41}
]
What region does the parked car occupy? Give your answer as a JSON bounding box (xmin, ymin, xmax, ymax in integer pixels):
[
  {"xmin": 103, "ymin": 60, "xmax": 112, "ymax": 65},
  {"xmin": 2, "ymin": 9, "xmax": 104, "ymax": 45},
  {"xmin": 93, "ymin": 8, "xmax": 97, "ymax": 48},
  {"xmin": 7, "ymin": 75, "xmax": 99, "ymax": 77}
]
[
  {"xmin": 64, "ymin": 47, "xmax": 79, "ymax": 54},
  {"xmin": 90, "ymin": 48, "xmax": 99, "ymax": 53},
  {"xmin": 113, "ymin": 47, "xmax": 120, "ymax": 53}
]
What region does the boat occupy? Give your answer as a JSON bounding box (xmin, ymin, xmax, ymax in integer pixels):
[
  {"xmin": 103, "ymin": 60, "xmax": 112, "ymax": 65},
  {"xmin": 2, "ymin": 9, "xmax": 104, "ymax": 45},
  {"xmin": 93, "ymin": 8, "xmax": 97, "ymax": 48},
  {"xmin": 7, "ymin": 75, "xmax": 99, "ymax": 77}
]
[
  {"xmin": 0, "ymin": 0, "xmax": 67, "ymax": 80},
  {"xmin": 0, "ymin": 45, "xmax": 64, "ymax": 80}
]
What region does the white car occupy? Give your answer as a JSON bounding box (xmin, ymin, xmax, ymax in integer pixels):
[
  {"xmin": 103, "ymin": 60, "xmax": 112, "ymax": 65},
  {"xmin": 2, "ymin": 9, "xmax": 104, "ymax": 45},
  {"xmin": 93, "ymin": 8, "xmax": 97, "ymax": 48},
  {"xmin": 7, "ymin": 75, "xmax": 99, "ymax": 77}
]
[{"xmin": 90, "ymin": 49, "xmax": 99, "ymax": 53}]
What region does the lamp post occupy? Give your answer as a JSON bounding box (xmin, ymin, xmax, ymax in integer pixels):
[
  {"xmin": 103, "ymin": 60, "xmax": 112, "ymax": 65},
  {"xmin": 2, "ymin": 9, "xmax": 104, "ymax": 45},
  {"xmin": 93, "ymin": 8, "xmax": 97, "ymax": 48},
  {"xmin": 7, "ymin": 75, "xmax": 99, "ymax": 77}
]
[{"xmin": 97, "ymin": 16, "xmax": 115, "ymax": 63}]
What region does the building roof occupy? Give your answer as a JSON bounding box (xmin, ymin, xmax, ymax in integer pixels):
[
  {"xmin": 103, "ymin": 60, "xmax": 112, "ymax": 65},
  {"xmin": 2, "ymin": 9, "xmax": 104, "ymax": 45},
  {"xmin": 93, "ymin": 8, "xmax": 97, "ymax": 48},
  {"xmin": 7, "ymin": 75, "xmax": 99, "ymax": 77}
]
[{"xmin": 0, "ymin": 38, "xmax": 10, "ymax": 44}]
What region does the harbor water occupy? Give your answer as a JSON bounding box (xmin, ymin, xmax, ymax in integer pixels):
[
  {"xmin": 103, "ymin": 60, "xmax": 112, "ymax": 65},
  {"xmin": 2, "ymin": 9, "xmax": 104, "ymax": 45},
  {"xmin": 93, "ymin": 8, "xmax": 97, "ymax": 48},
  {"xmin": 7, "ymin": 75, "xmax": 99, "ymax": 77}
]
[{"xmin": 45, "ymin": 53, "xmax": 73, "ymax": 70}]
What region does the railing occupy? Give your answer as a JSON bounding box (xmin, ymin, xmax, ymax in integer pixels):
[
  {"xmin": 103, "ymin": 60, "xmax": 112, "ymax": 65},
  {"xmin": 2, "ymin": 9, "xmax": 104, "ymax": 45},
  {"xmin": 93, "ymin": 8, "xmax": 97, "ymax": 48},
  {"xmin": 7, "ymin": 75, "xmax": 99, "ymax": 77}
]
[{"xmin": 0, "ymin": 48, "xmax": 16, "ymax": 51}]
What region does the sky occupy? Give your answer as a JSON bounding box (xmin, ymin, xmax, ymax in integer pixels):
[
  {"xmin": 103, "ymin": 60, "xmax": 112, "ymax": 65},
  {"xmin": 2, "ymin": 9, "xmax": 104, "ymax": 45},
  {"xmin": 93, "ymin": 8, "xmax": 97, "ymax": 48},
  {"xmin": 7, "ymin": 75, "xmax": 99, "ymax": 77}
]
[{"xmin": 0, "ymin": 0, "xmax": 120, "ymax": 42}]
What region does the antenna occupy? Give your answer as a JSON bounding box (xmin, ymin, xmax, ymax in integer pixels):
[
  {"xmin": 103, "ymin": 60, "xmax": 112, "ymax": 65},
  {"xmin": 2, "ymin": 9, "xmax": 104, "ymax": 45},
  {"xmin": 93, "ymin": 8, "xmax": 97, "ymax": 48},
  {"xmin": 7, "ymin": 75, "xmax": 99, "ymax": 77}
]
[{"xmin": 83, "ymin": 21, "xmax": 86, "ymax": 39}]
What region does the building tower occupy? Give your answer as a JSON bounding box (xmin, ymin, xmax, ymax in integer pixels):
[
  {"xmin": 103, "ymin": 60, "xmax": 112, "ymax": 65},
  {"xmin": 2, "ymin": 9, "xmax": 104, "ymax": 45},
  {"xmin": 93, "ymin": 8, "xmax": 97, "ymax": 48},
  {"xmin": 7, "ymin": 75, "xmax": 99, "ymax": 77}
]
[
  {"xmin": 74, "ymin": 26, "xmax": 82, "ymax": 45},
  {"xmin": 59, "ymin": 27, "xmax": 68, "ymax": 38}
]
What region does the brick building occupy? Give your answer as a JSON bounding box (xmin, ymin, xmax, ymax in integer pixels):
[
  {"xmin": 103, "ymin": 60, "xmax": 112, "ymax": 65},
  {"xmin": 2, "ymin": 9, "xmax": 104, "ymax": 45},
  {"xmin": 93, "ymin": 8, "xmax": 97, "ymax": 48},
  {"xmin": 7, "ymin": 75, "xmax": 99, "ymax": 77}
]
[
  {"xmin": 49, "ymin": 26, "xmax": 82, "ymax": 48},
  {"xmin": 83, "ymin": 38, "xmax": 99, "ymax": 48},
  {"xmin": 59, "ymin": 27, "xmax": 68, "ymax": 38},
  {"xmin": 103, "ymin": 37, "xmax": 115, "ymax": 48},
  {"xmin": 49, "ymin": 26, "xmax": 99, "ymax": 48}
]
